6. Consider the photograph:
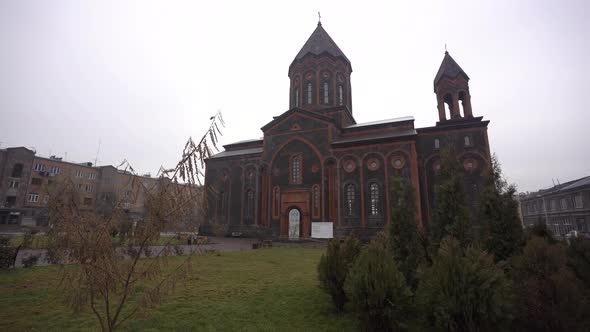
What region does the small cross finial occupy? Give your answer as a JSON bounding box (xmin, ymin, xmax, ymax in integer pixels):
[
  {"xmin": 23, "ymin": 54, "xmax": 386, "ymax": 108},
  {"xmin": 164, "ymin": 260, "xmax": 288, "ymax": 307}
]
[{"xmin": 318, "ymin": 12, "xmax": 321, "ymax": 25}]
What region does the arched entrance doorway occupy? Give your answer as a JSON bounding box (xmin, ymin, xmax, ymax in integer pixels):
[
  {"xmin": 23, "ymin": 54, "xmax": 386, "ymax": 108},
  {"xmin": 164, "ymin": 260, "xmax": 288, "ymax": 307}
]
[{"xmin": 288, "ymin": 209, "xmax": 300, "ymax": 240}]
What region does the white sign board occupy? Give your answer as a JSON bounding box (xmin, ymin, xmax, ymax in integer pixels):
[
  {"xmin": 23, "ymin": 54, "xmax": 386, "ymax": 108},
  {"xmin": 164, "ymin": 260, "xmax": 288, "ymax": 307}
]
[{"xmin": 312, "ymin": 222, "xmax": 333, "ymax": 239}]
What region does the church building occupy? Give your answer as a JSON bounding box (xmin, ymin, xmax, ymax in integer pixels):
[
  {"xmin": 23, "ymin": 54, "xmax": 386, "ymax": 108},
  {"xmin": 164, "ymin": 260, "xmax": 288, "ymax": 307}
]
[{"xmin": 203, "ymin": 22, "xmax": 491, "ymax": 239}]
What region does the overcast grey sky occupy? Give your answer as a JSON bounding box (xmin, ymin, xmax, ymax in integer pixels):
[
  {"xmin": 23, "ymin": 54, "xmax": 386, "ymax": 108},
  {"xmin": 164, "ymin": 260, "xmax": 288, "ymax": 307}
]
[{"xmin": 1, "ymin": 0, "xmax": 588, "ymax": 192}]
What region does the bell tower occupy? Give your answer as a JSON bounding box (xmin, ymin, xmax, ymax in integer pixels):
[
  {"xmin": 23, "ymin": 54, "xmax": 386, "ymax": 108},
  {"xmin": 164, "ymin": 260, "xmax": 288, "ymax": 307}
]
[
  {"xmin": 434, "ymin": 51, "xmax": 473, "ymax": 122},
  {"xmin": 288, "ymin": 21, "xmax": 353, "ymax": 113}
]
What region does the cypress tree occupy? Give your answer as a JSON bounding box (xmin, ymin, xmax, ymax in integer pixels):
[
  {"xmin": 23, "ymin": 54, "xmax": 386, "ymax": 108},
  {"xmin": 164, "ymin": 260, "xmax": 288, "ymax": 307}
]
[
  {"xmin": 479, "ymin": 155, "xmax": 524, "ymax": 261},
  {"xmin": 430, "ymin": 147, "xmax": 471, "ymax": 250},
  {"xmin": 388, "ymin": 175, "xmax": 423, "ymax": 289}
]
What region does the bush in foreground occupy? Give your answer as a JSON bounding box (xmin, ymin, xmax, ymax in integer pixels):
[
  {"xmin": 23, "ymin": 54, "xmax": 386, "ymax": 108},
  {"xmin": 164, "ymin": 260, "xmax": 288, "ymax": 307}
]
[
  {"xmin": 345, "ymin": 238, "xmax": 412, "ymax": 331},
  {"xmin": 509, "ymin": 236, "xmax": 590, "ymax": 331},
  {"xmin": 417, "ymin": 237, "xmax": 512, "ymax": 331},
  {"xmin": 317, "ymin": 235, "xmax": 361, "ymax": 312}
]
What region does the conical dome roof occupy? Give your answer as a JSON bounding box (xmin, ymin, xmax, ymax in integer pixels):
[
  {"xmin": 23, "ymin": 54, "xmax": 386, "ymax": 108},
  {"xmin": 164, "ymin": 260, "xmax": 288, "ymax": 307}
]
[
  {"xmin": 293, "ymin": 22, "xmax": 350, "ymax": 64},
  {"xmin": 434, "ymin": 51, "xmax": 469, "ymax": 87}
]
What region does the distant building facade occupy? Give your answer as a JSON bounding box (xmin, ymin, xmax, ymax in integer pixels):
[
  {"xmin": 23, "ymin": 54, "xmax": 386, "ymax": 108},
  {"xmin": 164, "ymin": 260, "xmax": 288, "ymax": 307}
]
[
  {"xmin": 0, "ymin": 147, "xmax": 36, "ymax": 227},
  {"xmin": 204, "ymin": 23, "xmax": 492, "ymax": 239},
  {"xmin": 519, "ymin": 176, "xmax": 590, "ymax": 236},
  {"xmin": 0, "ymin": 147, "xmax": 172, "ymax": 230}
]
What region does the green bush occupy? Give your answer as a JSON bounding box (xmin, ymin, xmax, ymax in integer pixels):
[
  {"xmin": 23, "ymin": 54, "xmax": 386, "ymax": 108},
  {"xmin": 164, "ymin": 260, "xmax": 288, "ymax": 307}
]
[
  {"xmin": 22, "ymin": 254, "xmax": 40, "ymax": 268},
  {"xmin": 345, "ymin": 238, "xmax": 412, "ymax": 331},
  {"xmin": 317, "ymin": 235, "xmax": 361, "ymax": 312},
  {"xmin": 0, "ymin": 237, "xmax": 16, "ymax": 269},
  {"xmin": 509, "ymin": 236, "xmax": 590, "ymax": 331},
  {"xmin": 417, "ymin": 236, "xmax": 513, "ymax": 331},
  {"xmin": 567, "ymin": 237, "xmax": 590, "ymax": 288}
]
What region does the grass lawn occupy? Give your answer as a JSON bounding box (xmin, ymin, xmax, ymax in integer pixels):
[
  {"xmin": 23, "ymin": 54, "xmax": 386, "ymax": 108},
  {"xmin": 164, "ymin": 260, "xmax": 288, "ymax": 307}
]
[
  {"xmin": 0, "ymin": 248, "xmax": 358, "ymax": 331},
  {"xmin": 8, "ymin": 234, "xmax": 189, "ymax": 249}
]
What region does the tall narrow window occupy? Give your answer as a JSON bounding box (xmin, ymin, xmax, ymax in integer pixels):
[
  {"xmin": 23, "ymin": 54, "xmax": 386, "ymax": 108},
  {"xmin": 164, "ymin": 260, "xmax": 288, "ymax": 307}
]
[
  {"xmin": 323, "ymin": 82, "xmax": 329, "ymax": 104},
  {"xmin": 312, "ymin": 184, "xmax": 320, "ymax": 218},
  {"xmin": 246, "ymin": 190, "xmax": 254, "ymax": 219},
  {"xmin": 295, "ymin": 88, "xmax": 299, "ymax": 107},
  {"xmin": 291, "ymin": 155, "xmax": 301, "ymax": 184},
  {"xmin": 338, "ymin": 85, "xmax": 343, "ymax": 105},
  {"xmin": 370, "ymin": 183, "xmax": 379, "ymax": 216},
  {"xmin": 307, "ymin": 82, "xmax": 312, "ymax": 104},
  {"xmin": 464, "ymin": 135, "xmax": 473, "ymax": 147},
  {"xmin": 219, "ymin": 191, "xmax": 226, "ymax": 216},
  {"xmin": 434, "ymin": 138, "xmax": 440, "ymax": 150},
  {"xmin": 272, "ymin": 186, "xmax": 280, "ymax": 219},
  {"xmin": 345, "ymin": 184, "xmax": 356, "ymax": 216}
]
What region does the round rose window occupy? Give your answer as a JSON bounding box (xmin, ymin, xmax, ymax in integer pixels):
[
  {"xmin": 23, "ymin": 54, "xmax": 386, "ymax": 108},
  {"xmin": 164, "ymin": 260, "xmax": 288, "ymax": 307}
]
[
  {"xmin": 343, "ymin": 160, "xmax": 356, "ymax": 173},
  {"xmin": 391, "ymin": 157, "xmax": 405, "ymax": 169},
  {"xmin": 367, "ymin": 158, "xmax": 380, "ymax": 171}
]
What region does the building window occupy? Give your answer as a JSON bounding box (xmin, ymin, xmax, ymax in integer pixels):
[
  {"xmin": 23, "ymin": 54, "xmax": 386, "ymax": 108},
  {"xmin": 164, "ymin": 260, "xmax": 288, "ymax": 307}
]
[
  {"xmin": 76, "ymin": 170, "xmax": 83, "ymax": 177},
  {"xmin": 338, "ymin": 85, "xmax": 343, "ymax": 105},
  {"xmin": 312, "ymin": 184, "xmax": 320, "ymax": 218},
  {"xmin": 88, "ymin": 173, "xmax": 96, "ymax": 180},
  {"xmin": 550, "ymin": 200, "xmax": 557, "ymax": 211},
  {"xmin": 246, "ymin": 190, "xmax": 254, "ymax": 219},
  {"xmin": 434, "ymin": 138, "xmax": 440, "ymax": 150},
  {"xmin": 345, "ymin": 184, "xmax": 356, "ymax": 216},
  {"xmin": 83, "ymin": 197, "xmax": 92, "ymax": 206},
  {"xmin": 11, "ymin": 164, "xmax": 23, "ymax": 178},
  {"xmin": 307, "ymin": 82, "xmax": 312, "ymax": 104},
  {"xmin": 34, "ymin": 163, "xmax": 45, "ymax": 172},
  {"xmin": 464, "ymin": 135, "xmax": 473, "ymax": 147},
  {"xmin": 323, "ymin": 82, "xmax": 329, "ymax": 104},
  {"xmin": 219, "ymin": 191, "xmax": 226, "ymax": 217},
  {"xmin": 370, "ymin": 183, "xmax": 380, "ymax": 216},
  {"xmin": 8, "ymin": 180, "xmax": 19, "ymax": 189},
  {"xmin": 86, "ymin": 185, "xmax": 94, "ymax": 193},
  {"xmin": 272, "ymin": 186, "xmax": 280, "ymax": 219},
  {"xmin": 295, "ymin": 88, "xmax": 299, "ymax": 107},
  {"xmin": 560, "ymin": 198, "xmax": 567, "ymax": 210},
  {"xmin": 28, "ymin": 193, "xmax": 39, "ymax": 203},
  {"xmin": 290, "ymin": 155, "xmax": 302, "ymax": 184},
  {"xmin": 50, "ymin": 166, "xmax": 60, "ymax": 174},
  {"xmin": 574, "ymin": 195, "xmax": 584, "ymax": 209}
]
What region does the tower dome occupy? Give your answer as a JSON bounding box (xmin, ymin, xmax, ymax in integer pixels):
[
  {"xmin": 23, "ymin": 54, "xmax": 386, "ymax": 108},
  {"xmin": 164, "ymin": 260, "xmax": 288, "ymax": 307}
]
[{"xmin": 288, "ymin": 22, "xmax": 353, "ymax": 112}]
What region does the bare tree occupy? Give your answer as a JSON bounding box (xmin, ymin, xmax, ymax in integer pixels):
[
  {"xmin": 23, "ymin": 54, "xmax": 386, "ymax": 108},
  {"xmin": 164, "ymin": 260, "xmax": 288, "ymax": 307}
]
[{"xmin": 47, "ymin": 112, "xmax": 224, "ymax": 331}]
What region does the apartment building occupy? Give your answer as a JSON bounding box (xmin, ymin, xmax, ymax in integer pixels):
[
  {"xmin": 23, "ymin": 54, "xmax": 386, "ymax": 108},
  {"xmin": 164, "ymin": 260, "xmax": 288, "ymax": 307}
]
[
  {"xmin": 519, "ymin": 176, "xmax": 590, "ymax": 236},
  {"xmin": 0, "ymin": 147, "xmax": 36, "ymax": 227}
]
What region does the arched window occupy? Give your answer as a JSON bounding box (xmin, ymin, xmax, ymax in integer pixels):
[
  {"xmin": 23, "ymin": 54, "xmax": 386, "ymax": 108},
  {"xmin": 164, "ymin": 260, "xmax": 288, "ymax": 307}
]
[
  {"xmin": 443, "ymin": 93, "xmax": 453, "ymax": 120},
  {"xmin": 345, "ymin": 184, "xmax": 356, "ymax": 216},
  {"xmin": 11, "ymin": 164, "xmax": 23, "ymax": 178},
  {"xmin": 312, "ymin": 184, "xmax": 320, "ymax": 218},
  {"xmin": 338, "ymin": 85, "xmax": 343, "ymax": 105},
  {"xmin": 219, "ymin": 191, "xmax": 226, "ymax": 217},
  {"xmin": 291, "ymin": 155, "xmax": 301, "ymax": 184},
  {"xmin": 307, "ymin": 82, "xmax": 312, "ymax": 104},
  {"xmin": 246, "ymin": 190, "xmax": 254, "ymax": 219},
  {"xmin": 323, "ymin": 82, "xmax": 329, "ymax": 104},
  {"xmin": 370, "ymin": 183, "xmax": 379, "ymax": 216},
  {"xmin": 272, "ymin": 186, "xmax": 280, "ymax": 219},
  {"xmin": 294, "ymin": 88, "xmax": 299, "ymax": 107},
  {"xmin": 464, "ymin": 135, "xmax": 473, "ymax": 147}
]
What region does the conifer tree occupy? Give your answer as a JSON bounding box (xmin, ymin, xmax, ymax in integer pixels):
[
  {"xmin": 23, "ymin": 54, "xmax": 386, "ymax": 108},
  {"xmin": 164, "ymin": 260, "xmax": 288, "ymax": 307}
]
[
  {"xmin": 479, "ymin": 155, "xmax": 524, "ymax": 261},
  {"xmin": 317, "ymin": 235, "xmax": 361, "ymax": 312},
  {"xmin": 430, "ymin": 147, "xmax": 471, "ymax": 250},
  {"xmin": 345, "ymin": 236, "xmax": 412, "ymax": 331},
  {"xmin": 388, "ymin": 175, "xmax": 423, "ymax": 289}
]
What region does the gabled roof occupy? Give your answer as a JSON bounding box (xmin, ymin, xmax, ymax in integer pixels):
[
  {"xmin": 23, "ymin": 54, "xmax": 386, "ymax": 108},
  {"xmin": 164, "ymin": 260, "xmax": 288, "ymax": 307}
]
[
  {"xmin": 293, "ymin": 23, "xmax": 350, "ymax": 64},
  {"xmin": 260, "ymin": 107, "xmax": 335, "ymax": 132},
  {"xmin": 434, "ymin": 51, "xmax": 469, "ymax": 88}
]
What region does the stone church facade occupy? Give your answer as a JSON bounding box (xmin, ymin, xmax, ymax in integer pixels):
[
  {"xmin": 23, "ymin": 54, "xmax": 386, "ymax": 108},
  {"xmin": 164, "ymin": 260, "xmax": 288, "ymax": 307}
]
[{"xmin": 203, "ymin": 22, "xmax": 491, "ymax": 239}]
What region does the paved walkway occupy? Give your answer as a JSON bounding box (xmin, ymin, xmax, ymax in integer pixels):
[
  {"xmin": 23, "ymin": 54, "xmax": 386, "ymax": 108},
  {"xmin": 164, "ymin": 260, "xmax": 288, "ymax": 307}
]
[{"xmin": 11, "ymin": 236, "xmax": 327, "ymax": 268}]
